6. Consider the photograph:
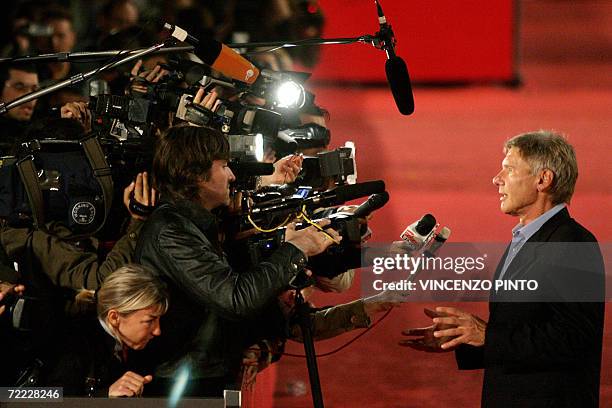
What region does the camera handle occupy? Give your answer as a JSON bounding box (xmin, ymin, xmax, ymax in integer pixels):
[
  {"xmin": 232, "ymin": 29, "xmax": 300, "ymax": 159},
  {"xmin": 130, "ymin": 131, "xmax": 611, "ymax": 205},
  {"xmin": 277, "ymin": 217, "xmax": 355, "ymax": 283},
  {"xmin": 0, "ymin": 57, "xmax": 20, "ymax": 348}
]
[{"xmin": 290, "ymin": 276, "xmax": 325, "ymax": 408}]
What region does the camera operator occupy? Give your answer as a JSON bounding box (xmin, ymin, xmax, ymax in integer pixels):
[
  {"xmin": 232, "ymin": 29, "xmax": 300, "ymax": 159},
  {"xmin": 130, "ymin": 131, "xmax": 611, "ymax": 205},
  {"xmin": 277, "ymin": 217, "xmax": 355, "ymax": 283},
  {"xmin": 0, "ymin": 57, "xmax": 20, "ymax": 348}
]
[{"xmin": 134, "ymin": 124, "xmax": 340, "ymax": 397}]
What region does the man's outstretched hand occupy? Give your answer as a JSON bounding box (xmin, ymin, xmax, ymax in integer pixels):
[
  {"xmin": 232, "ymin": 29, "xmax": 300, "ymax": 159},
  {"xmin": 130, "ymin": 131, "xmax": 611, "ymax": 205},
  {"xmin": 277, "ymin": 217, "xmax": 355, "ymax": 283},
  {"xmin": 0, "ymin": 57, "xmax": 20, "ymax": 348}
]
[
  {"xmin": 400, "ymin": 307, "xmax": 487, "ymax": 352},
  {"xmin": 399, "ymin": 308, "xmax": 457, "ymax": 352},
  {"xmin": 429, "ymin": 306, "xmax": 487, "ymax": 349}
]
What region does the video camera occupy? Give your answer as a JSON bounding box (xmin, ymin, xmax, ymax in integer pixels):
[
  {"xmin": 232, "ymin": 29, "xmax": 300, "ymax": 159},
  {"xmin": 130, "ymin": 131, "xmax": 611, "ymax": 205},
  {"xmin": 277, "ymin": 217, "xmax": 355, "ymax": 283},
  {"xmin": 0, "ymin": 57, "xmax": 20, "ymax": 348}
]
[{"xmin": 228, "ymin": 181, "xmax": 388, "ymax": 278}]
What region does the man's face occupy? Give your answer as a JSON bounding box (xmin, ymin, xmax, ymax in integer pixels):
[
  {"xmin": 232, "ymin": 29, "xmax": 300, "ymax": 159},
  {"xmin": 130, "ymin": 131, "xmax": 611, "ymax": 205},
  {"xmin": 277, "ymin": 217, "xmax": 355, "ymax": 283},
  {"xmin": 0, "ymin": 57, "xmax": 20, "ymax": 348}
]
[
  {"xmin": 113, "ymin": 305, "xmax": 162, "ymax": 350},
  {"xmin": 1, "ymin": 69, "xmax": 39, "ymax": 121},
  {"xmin": 49, "ymin": 19, "xmax": 76, "ymax": 53},
  {"xmin": 198, "ymin": 159, "xmax": 236, "ymax": 210},
  {"xmin": 492, "ymin": 147, "xmax": 539, "ymax": 218},
  {"xmin": 108, "ymin": 1, "xmax": 139, "ymax": 33}
]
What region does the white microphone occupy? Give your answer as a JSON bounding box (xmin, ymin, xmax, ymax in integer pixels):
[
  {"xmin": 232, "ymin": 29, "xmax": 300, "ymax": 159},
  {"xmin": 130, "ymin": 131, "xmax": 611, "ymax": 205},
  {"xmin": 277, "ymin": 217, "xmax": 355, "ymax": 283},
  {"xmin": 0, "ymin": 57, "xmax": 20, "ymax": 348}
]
[{"xmin": 400, "ymin": 214, "xmax": 438, "ymax": 250}]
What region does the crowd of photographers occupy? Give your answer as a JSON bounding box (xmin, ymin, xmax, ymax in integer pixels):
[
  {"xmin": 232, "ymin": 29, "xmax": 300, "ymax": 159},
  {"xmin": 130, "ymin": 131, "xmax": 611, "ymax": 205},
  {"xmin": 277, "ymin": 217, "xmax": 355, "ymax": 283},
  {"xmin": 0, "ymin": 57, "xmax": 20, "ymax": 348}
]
[{"xmin": 0, "ymin": 0, "xmax": 397, "ymax": 398}]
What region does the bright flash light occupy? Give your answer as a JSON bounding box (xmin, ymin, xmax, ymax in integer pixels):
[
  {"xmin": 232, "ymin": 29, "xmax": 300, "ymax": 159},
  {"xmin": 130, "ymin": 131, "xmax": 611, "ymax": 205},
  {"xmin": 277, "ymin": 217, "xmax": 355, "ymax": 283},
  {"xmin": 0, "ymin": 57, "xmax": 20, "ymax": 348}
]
[
  {"xmin": 275, "ymin": 81, "xmax": 305, "ymax": 108},
  {"xmin": 255, "ymin": 133, "xmax": 264, "ymax": 162}
]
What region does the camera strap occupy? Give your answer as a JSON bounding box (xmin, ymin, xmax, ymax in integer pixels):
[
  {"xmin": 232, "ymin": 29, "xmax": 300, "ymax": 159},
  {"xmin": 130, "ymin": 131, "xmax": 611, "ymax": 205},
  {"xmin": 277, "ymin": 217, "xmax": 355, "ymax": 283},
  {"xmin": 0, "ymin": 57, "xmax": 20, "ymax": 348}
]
[
  {"xmin": 16, "ymin": 135, "xmax": 113, "ymax": 239},
  {"xmin": 80, "ymin": 134, "xmax": 114, "ymax": 235},
  {"xmin": 16, "ymin": 155, "xmax": 45, "ymax": 230}
]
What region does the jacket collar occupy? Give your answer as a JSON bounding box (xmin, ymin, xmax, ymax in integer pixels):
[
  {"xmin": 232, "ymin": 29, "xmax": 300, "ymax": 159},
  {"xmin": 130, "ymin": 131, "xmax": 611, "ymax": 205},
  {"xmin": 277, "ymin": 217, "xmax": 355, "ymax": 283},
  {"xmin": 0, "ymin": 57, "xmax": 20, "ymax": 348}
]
[
  {"xmin": 525, "ymin": 206, "xmax": 571, "ymax": 244},
  {"xmin": 160, "ymin": 199, "xmax": 222, "ymax": 249},
  {"xmin": 162, "ymin": 198, "xmax": 217, "ymax": 233}
]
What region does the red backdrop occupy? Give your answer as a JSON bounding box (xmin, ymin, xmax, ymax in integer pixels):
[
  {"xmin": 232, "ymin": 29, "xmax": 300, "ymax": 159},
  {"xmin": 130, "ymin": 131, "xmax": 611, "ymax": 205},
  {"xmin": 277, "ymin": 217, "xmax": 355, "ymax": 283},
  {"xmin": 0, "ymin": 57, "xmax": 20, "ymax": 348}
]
[{"xmin": 310, "ymin": 0, "xmax": 517, "ymax": 83}]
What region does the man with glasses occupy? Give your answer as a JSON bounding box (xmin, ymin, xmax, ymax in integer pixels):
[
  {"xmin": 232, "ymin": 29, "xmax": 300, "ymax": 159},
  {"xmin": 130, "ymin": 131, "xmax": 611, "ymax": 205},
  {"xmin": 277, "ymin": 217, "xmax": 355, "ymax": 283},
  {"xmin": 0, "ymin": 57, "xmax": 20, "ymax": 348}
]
[{"xmin": 0, "ymin": 63, "xmax": 39, "ymax": 153}]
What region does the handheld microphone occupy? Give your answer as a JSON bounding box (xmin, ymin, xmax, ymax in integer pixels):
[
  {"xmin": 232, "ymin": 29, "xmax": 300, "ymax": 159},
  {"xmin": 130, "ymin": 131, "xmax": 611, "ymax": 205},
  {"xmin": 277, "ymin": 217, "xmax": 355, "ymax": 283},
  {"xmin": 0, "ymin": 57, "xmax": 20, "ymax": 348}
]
[
  {"xmin": 374, "ymin": 1, "xmax": 415, "ymax": 115},
  {"xmin": 165, "ymin": 23, "xmax": 260, "ymax": 84},
  {"xmin": 352, "ymin": 191, "xmax": 390, "ymax": 219},
  {"xmin": 424, "ymin": 226, "xmax": 451, "ymax": 257},
  {"xmin": 400, "ymin": 214, "xmax": 437, "ymax": 250}
]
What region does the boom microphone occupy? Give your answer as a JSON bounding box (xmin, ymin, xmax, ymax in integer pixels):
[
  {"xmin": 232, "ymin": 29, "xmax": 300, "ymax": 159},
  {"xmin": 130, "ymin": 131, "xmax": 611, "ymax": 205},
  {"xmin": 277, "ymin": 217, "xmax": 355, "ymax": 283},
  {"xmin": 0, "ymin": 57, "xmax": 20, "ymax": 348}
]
[
  {"xmin": 353, "ymin": 191, "xmax": 390, "ymax": 219},
  {"xmin": 165, "ymin": 23, "xmax": 260, "ymax": 84},
  {"xmin": 374, "ymin": 1, "xmax": 415, "ymax": 115}
]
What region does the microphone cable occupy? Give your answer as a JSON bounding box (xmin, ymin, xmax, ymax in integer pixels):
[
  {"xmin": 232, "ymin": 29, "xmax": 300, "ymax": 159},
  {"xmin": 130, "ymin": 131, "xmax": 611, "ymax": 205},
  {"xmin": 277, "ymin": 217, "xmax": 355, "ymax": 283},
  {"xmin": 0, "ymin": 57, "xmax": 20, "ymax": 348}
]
[{"xmin": 280, "ymin": 307, "xmax": 394, "ymax": 358}]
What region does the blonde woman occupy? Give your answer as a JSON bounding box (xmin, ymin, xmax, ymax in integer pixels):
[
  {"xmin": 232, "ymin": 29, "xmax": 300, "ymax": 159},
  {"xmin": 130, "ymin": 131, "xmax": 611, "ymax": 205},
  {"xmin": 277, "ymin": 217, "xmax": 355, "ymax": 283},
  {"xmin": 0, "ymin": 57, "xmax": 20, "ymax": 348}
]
[{"xmin": 46, "ymin": 264, "xmax": 168, "ymax": 397}]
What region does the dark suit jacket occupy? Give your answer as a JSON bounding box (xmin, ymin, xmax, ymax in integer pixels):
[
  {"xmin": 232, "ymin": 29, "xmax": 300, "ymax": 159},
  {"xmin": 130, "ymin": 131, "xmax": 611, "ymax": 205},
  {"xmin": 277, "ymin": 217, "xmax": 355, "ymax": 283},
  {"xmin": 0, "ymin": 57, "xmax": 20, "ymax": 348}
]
[{"xmin": 456, "ymin": 208, "xmax": 605, "ymax": 407}]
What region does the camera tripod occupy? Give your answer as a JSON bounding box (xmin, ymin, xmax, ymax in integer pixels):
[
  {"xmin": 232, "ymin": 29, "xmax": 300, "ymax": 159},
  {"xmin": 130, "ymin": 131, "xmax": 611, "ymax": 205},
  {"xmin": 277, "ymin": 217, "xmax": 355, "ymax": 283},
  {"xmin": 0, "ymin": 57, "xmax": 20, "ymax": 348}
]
[{"xmin": 290, "ymin": 273, "xmax": 325, "ymax": 408}]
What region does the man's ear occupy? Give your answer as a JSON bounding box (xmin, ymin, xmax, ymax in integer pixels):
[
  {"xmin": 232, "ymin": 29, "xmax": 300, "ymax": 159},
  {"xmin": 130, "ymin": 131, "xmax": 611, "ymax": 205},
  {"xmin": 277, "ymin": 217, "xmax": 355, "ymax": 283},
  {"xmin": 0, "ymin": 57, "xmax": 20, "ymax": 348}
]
[{"xmin": 537, "ymin": 169, "xmax": 554, "ymax": 192}]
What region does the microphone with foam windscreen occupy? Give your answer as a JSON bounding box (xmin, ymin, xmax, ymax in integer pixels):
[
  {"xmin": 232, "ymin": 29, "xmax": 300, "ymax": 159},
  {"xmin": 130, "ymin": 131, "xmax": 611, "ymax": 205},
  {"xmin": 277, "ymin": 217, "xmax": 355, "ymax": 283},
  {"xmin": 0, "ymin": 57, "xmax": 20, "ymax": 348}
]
[
  {"xmin": 165, "ymin": 23, "xmax": 260, "ymax": 84},
  {"xmin": 386, "ymin": 57, "xmax": 415, "ymax": 115},
  {"xmin": 374, "ymin": 1, "xmax": 415, "ymax": 115},
  {"xmin": 353, "ymin": 191, "xmax": 390, "ymax": 219}
]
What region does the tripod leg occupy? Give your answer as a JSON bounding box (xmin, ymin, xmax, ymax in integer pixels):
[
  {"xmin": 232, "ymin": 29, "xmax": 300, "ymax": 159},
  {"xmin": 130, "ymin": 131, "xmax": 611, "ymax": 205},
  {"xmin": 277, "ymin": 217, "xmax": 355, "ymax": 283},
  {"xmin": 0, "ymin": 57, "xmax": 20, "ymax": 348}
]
[{"xmin": 295, "ymin": 291, "xmax": 324, "ymax": 408}]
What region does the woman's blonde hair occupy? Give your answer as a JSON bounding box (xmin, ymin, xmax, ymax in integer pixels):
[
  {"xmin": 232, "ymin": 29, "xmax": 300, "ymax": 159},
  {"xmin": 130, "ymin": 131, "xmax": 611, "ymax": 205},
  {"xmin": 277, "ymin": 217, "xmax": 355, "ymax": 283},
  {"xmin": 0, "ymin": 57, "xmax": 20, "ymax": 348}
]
[{"xmin": 97, "ymin": 264, "xmax": 169, "ymax": 320}]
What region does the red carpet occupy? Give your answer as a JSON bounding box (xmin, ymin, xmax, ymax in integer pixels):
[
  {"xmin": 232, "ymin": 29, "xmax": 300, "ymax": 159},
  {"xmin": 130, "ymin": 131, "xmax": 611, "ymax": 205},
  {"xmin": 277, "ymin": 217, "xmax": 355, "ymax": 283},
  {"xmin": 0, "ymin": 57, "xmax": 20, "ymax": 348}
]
[{"xmin": 269, "ymin": 1, "xmax": 612, "ymax": 407}]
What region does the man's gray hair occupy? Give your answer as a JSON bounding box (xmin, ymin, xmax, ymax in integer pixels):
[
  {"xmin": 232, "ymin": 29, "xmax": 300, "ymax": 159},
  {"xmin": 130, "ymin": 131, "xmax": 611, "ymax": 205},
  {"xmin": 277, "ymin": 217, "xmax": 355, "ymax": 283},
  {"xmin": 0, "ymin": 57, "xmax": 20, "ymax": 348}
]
[{"xmin": 504, "ymin": 130, "xmax": 578, "ymax": 204}]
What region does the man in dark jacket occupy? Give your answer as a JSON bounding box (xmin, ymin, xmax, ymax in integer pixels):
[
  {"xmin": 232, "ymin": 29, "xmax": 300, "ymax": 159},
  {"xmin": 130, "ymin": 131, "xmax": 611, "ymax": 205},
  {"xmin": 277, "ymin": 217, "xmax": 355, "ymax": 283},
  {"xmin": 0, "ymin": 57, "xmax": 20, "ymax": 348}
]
[
  {"xmin": 402, "ymin": 131, "xmax": 605, "ymax": 407},
  {"xmin": 135, "ymin": 125, "xmax": 340, "ymax": 397}
]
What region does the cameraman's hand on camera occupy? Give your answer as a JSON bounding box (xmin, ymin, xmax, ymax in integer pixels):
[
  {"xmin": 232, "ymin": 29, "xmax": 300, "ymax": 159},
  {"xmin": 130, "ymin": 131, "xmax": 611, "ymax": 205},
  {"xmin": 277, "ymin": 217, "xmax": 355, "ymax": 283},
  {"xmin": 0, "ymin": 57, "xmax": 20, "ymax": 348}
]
[
  {"xmin": 193, "ymin": 87, "xmax": 221, "ymax": 112},
  {"xmin": 129, "ymin": 60, "xmax": 168, "ymax": 95},
  {"xmin": 261, "ymin": 154, "xmax": 303, "ymax": 186},
  {"xmin": 123, "ymin": 172, "xmax": 157, "ymax": 221},
  {"xmin": 0, "ymin": 282, "xmax": 25, "ymax": 316},
  {"xmin": 285, "ymin": 219, "xmax": 341, "ymax": 257},
  {"xmin": 60, "ymin": 101, "xmax": 92, "ymax": 133}
]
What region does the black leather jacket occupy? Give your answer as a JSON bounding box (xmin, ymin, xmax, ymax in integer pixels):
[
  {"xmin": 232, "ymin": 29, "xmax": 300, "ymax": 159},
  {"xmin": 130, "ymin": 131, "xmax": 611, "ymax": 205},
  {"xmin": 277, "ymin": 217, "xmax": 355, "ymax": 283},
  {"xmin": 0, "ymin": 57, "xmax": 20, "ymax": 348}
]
[{"xmin": 134, "ymin": 199, "xmax": 306, "ymax": 382}]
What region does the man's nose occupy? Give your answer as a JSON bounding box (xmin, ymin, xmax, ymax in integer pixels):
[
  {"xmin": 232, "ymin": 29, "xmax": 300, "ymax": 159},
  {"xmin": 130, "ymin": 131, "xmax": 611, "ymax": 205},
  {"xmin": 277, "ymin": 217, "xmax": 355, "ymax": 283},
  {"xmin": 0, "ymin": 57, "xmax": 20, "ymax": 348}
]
[
  {"xmin": 492, "ymin": 171, "xmax": 503, "ymax": 186},
  {"xmin": 228, "ymin": 168, "xmax": 236, "ymax": 182}
]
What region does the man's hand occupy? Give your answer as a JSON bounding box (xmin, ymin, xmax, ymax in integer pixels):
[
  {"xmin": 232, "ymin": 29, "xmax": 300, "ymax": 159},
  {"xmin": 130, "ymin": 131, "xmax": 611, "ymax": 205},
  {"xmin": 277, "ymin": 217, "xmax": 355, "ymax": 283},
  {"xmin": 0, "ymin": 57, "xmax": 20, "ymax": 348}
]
[
  {"xmin": 108, "ymin": 371, "xmax": 152, "ymax": 397},
  {"xmin": 261, "ymin": 155, "xmax": 303, "ymax": 186},
  {"xmin": 129, "ymin": 60, "xmax": 168, "ymax": 95},
  {"xmin": 0, "ymin": 282, "xmax": 25, "ymax": 316},
  {"xmin": 399, "ymin": 308, "xmax": 458, "ymax": 352},
  {"xmin": 285, "ymin": 219, "xmax": 341, "ymax": 257},
  {"xmin": 192, "ymin": 87, "xmax": 221, "ymax": 112},
  {"xmin": 123, "ymin": 172, "xmax": 157, "ymax": 221},
  {"xmin": 60, "ymin": 101, "xmax": 92, "ymax": 132},
  {"xmin": 430, "ymin": 306, "xmax": 487, "ymax": 349}
]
